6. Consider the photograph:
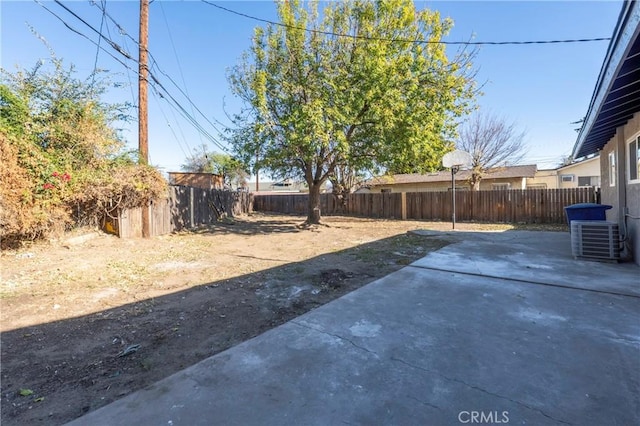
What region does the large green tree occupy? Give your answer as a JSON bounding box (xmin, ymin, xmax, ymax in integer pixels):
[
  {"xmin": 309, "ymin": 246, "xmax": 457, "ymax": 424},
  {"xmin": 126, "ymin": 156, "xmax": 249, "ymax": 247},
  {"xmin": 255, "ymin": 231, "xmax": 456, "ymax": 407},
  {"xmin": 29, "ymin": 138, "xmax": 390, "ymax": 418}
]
[{"xmin": 227, "ymin": 0, "xmax": 477, "ymax": 223}]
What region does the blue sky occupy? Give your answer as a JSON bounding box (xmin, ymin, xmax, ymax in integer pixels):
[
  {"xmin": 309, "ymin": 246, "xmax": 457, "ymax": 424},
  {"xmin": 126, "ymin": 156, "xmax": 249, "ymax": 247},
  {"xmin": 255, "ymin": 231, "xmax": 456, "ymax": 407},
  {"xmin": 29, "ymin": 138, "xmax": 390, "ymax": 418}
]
[{"xmin": 1, "ymin": 1, "xmax": 623, "ymax": 174}]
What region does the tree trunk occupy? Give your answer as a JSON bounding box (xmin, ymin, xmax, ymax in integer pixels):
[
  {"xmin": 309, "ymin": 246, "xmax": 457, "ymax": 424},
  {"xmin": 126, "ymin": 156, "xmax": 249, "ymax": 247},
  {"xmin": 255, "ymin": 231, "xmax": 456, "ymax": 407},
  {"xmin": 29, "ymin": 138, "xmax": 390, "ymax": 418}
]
[
  {"xmin": 470, "ymin": 172, "xmax": 481, "ymax": 191},
  {"xmin": 330, "ymin": 182, "xmax": 349, "ymax": 214},
  {"xmin": 306, "ymin": 183, "xmax": 322, "ymax": 224}
]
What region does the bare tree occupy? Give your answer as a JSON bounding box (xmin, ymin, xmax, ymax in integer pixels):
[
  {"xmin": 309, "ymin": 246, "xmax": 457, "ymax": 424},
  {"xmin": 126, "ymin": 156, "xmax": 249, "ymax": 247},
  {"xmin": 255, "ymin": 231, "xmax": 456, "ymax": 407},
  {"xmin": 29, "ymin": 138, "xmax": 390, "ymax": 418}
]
[
  {"xmin": 328, "ymin": 163, "xmax": 366, "ymax": 212},
  {"xmin": 558, "ymin": 154, "xmax": 574, "ymax": 167},
  {"xmin": 457, "ymin": 111, "xmax": 527, "ymax": 190}
]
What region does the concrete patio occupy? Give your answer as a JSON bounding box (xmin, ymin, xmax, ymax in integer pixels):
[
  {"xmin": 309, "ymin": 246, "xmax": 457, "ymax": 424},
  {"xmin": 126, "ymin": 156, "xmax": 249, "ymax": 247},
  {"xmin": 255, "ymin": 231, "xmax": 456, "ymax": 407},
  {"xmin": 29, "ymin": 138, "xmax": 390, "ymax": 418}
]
[{"xmin": 67, "ymin": 230, "xmax": 640, "ymax": 426}]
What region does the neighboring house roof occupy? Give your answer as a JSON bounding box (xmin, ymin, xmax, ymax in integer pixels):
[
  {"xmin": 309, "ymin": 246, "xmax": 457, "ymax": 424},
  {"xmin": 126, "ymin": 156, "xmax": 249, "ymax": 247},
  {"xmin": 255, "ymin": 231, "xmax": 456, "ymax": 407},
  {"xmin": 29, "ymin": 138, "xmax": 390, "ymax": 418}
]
[
  {"xmin": 366, "ymin": 164, "xmax": 538, "ymax": 186},
  {"xmin": 573, "ymin": 1, "xmax": 640, "ymax": 158},
  {"xmin": 556, "ymin": 155, "xmax": 600, "ymax": 173},
  {"xmin": 249, "ymin": 180, "xmax": 310, "ymax": 192}
]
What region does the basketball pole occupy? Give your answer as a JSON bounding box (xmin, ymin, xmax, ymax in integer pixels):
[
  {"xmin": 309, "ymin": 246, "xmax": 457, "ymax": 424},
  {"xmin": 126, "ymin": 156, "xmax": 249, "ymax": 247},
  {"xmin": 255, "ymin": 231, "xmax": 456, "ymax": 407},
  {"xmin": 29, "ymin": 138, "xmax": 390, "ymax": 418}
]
[{"xmin": 451, "ymin": 166, "xmax": 459, "ymax": 229}]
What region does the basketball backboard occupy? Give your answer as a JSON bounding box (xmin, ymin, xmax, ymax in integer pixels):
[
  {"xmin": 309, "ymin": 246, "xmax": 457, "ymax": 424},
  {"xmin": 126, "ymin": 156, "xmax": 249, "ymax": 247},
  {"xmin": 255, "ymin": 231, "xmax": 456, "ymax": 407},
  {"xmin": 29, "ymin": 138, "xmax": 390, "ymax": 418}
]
[{"xmin": 442, "ymin": 150, "xmax": 472, "ymax": 169}]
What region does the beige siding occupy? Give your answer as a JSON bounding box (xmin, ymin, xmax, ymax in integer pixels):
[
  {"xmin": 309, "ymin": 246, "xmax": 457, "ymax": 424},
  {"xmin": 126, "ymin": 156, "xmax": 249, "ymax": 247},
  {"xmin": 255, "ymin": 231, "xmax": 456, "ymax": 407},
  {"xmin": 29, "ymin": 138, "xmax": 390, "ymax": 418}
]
[
  {"xmin": 623, "ymin": 114, "xmax": 640, "ymax": 265},
  {"xmin": 528, "ymin": 158, "xmax": 600, "ymax": 190},
  {"xmin": 556, "ymin": 157, "xmax": 601, "ymax": 188},
  {"xmin": 363, "ymin": 177, "xmax": 527, "ymax": 193},
  {"xmin": 601, "ymin": 138, "xmax": 619, "ymax": 218},
  {"xmin": 479, "ymin": 177, "xmax": 526, "ymax": 190},
  {"xmin": 527, "ymin": 170, "xmax": 557, "ymax": 189}
]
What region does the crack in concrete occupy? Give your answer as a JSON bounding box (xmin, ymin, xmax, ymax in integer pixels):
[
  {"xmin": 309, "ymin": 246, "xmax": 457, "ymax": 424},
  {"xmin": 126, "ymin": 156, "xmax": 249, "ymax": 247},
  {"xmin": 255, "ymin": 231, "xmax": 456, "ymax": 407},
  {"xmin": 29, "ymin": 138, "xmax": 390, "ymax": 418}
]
[
  {"xmin": 610, "ymin": 336, "xmax": 640, "ymax": 345},
  {"xmin": 291, "ymin": 320, "xmax": 379, "ymax": 357},
  {"xmin": 407, "ymin": 395, "xmax": 441, "ymax": 410},
  {"xmin": 408, "ymin": 263, "xmax": 640, "ymax": 299},
  {"xmin": 390, "ymin": 356, "xmax": 572, "ymax": 425}
]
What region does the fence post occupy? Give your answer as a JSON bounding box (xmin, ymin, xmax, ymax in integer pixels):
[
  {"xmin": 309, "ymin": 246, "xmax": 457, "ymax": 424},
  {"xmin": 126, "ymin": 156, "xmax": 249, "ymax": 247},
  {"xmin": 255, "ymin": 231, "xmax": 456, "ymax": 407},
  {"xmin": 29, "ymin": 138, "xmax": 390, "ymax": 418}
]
[
  {"xmin": 401, "ymin": 192, "xmax": 407, "ymax": 220},
  {"xmin": 189, "ymin": 187, "xmax": 195, "ymax": 228}
]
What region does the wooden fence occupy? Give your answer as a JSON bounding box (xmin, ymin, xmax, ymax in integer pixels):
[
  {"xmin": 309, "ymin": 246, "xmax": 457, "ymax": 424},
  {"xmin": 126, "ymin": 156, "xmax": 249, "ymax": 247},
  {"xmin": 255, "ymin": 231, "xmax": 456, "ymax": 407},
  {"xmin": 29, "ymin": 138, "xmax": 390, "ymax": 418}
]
[
  {"xmin": 253, "ymin": 188, "xmax": 597, "ymax": 224},
  {"xmin": 106, "ymin": 186, "xmax": 253, "ymax": 238},
  {"xmin": 168, "ymin": 186, "xmax": 252, "ymax": 231}
]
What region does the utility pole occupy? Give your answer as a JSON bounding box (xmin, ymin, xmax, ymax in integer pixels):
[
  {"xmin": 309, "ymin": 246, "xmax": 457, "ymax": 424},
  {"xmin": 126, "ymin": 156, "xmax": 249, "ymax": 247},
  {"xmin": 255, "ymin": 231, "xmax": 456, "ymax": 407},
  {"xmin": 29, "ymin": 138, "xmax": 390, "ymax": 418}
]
[{"xmin": 139, "ymin": 0, "xmax": 150, "ymax": 238}]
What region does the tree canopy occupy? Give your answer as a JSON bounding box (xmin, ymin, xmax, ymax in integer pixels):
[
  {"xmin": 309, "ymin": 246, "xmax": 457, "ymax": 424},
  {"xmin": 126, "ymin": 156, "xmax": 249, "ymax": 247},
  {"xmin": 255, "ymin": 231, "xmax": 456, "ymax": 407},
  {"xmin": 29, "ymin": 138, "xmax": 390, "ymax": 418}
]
[
  {"xmin": 181, "ymin": 145, "xmax": 249, "ymax": 188},
  {"xmin": 227, "ymin": 0, "xmax": 478, "ymax": 223}
]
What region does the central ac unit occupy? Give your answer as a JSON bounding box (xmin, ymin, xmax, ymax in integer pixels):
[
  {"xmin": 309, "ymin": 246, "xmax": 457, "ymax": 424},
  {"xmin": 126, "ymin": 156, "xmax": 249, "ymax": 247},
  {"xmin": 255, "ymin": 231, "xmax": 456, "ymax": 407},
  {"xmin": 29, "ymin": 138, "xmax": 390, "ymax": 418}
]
[{"xmin": 571, "ymin": 221, "xmax": 621, "ymax": 260}]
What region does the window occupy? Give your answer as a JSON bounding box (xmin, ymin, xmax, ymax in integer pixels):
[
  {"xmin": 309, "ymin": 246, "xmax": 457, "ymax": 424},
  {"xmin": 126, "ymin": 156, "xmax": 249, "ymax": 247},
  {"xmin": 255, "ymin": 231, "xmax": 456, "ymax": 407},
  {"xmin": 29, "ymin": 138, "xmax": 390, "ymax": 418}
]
[
  {"xmin": 560, "ymin": 174, "xmax": 574, "ymax": 183},
  {"xmin": 380, "ymin": 188, "xmax": 392, "ymax": 193},
  {"xmin": 527, "ymin": 184, "xmax": 547, "ymax": 189},
  {"xmin": 629, "ymin": 135, "xmax": 640, "ymax": 183},
  {"xmin": 492, "ymin": 183, "xmax": 510, "ymax": 190},
  {"xmin": 609, "ymin": 152, "xmax": 616, "ymax": 186},
  {"xmin": 578, "ymin": 176, "xmax": 600, "ymax": 187}
]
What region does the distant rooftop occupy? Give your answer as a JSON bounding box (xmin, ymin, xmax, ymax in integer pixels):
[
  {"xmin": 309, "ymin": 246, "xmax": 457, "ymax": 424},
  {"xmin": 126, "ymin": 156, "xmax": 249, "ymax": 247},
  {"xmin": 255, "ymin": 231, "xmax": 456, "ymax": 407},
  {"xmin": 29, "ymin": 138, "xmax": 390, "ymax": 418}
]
[{"xmin": 366, "ymin": 164, "xmax": 538, "ymax": 186}]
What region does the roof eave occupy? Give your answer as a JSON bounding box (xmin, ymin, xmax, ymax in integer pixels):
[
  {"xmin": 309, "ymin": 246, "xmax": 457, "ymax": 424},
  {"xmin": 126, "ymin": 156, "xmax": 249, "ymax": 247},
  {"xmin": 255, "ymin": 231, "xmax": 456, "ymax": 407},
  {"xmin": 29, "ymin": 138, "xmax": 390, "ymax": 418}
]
[{"xmin": 572, "ymin": 1, "xmax": 640, "ymax": 159}]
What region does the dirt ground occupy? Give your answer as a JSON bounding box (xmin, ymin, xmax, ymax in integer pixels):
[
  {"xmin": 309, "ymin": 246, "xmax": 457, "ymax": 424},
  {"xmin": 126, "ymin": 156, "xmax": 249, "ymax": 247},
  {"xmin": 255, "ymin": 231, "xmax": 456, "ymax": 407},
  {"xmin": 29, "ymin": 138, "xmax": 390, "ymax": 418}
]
[{"xmin": 0, "ymin": 213, "xmax": 564, "ymax": 425}]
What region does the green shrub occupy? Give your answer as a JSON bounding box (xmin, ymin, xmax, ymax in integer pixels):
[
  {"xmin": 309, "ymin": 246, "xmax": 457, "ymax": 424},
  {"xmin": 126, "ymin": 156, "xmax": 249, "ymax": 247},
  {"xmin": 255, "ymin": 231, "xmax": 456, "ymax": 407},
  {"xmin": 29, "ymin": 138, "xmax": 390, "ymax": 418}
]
[{"xmin": 0, "ymin": 59, "xmax": 166, "ymax": 247}]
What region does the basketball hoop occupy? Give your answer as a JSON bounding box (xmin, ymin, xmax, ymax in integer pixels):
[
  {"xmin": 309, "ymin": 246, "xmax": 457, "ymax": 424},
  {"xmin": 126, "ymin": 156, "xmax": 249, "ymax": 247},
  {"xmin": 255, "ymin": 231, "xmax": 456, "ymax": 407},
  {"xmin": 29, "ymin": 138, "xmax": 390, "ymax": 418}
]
[
  {"xmin": 442, "ymin": 150, "xmax": 472, "ymax": 229},
  {"xmin": 442, "ymin": 150, "xmax": 473, "ymax": 170}
]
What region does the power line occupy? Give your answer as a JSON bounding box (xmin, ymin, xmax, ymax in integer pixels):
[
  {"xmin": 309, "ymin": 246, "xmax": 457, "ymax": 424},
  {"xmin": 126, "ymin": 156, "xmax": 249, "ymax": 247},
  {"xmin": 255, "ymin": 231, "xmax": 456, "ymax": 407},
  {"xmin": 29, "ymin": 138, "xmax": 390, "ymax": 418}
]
[
  {"xmin": 34, "ymin": 0, "xmax": 193, "ymax": 161},
  {"xmin": 53, "ymin": 0, "xmax": 134, "ymax": 60},
  {"xmin": 148, "ymin": 67, "xmax": 228, "ymax": 152},
  {"xmin": 150, "ymin": 87, "xmax": 190, "ymax": 159},
  {"xmin": 90, "ymin": 0, "xmax": 139, "ymax": 46},
  {"xmin": 86, "ymin": 0, "xmax": 227, "ymax": 150},
  {"xmin": 120, "ymin": 33, "xmax": 139, "ymax": 108},
  {"xmin": 158, "ymin": 0, "xmax": 205, "ymax": 147},
  {"xmin": 100, "ymin": 0, "xmax": 113, "ymax": 41},
  {"xmin": 35, "ymin": 1, "xmax": 137, "ymax": 73},
  {"xmin": 148, "ymin": 60, "xmax": 226, "ymax": 137},
  {"xmin": 91, "ymin": 0, "xmax": 225, "ymax": 138},
  {"xmin": 160, "ymin": 86, "xmax": 193, "ymax": 155},
  {"xmin": 91, "ymin": 0, "xmax": 106, "ymax": 81},
  {"xmin": 144, "ymin": 58, "xmax": 193, "ymax": 155},
  {"xmin": 38, "ymin": 0, "xmax": 229, "ymax": 154},
  {"xmin": 201, "ymin": 1, "xmax": 611, "ymax": 46}
]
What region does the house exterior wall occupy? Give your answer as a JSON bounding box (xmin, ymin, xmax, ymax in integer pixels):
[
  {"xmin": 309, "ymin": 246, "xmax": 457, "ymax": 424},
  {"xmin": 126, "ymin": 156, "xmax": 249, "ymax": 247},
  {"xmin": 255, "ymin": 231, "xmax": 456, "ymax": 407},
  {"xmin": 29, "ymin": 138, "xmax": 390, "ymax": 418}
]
[
  {"xmin": 599, "ymin": 113, "xmax": 640, "ymax": 265},
  {"xmin": 623, "ymin": 114, "xmax": 640, "ymax": 265},
  {"xmin": 358, "ymin": 182, "xmax": 457, "ymax": 193},
  {"xmin": 527, "ymin": 170, "xmax": 557, "ymax": 189},
  {"xmin": 360, "ymin": 177, "xmax": 529, "ymax": 193},
  {"xmin": 556, "ymin": 157, "xmax": 601, "ymax": 188},
  {"xmin": 477, "ymin": 177, "xmax": 527, "ymax": 190},
  {"xmin": 600, "ymin": 136, "xmax": 621, "ymax": 220},
  {"xmin": 527, "ymin": 158, "xmax": 600, "ymax": 189}
]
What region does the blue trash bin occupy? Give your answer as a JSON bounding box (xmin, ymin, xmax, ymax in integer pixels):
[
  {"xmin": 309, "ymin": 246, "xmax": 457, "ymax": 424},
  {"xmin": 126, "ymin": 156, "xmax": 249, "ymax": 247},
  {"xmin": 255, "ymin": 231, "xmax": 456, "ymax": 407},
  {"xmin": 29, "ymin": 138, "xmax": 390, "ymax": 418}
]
[{"xmin": 564, "ymin": 203, "xmax": 612, "ymax": 227}]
